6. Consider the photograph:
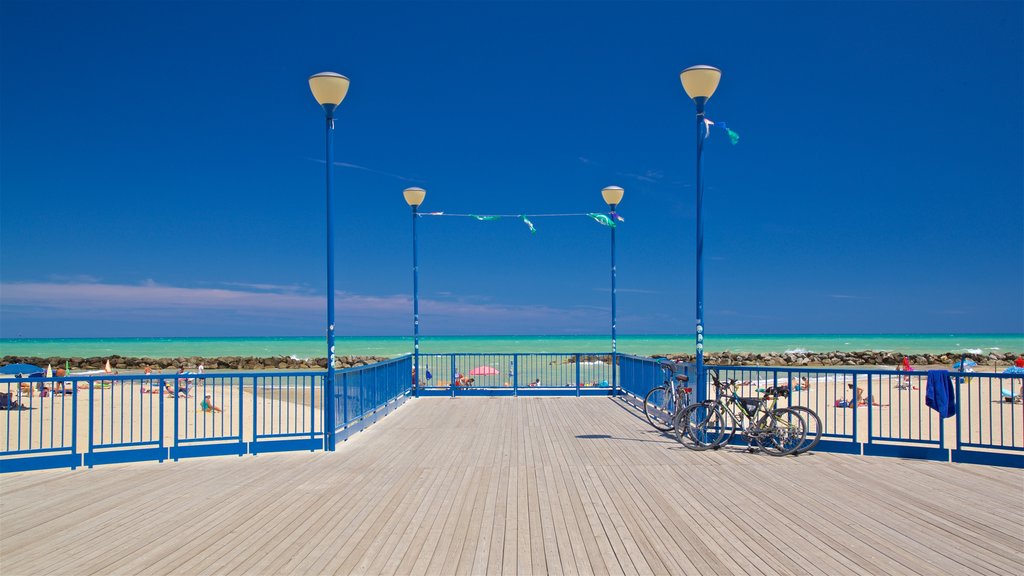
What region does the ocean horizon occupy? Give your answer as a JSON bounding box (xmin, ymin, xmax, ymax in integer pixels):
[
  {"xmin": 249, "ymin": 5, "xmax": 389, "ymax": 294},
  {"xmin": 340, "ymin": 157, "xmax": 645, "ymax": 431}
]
[{"xmin": 1, "ymin": 333, "xmax": 1021, "ymax": 359}]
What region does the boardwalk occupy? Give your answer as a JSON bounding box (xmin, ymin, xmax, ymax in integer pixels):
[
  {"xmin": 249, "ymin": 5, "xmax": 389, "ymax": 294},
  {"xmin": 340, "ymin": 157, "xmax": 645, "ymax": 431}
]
[{"xmin": 1, "ymin": 397, "xmax": 1021, "ymax": 575}]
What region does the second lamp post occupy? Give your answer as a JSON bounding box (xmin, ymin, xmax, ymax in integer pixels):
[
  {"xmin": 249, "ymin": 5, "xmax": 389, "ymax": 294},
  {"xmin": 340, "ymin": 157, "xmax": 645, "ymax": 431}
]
[
  {"xmin": 601, "ymin": 185, "xmax": 624, "ymax": 392},
  {"xmin": 309, "ymin": 71, "xmax": 350, "ymax": 449},
  {"xmin": 680, "ymin": 64, "xmax": 722, "ymax": 402},
  {"xmin": 403, "ymin": 187, "xmax": 427, "ymax": 395}
]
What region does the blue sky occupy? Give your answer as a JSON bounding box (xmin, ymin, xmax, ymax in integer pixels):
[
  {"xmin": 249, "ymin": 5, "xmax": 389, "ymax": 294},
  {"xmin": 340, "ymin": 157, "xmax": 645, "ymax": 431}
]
[{"xmin": 1, "ymin": 0, "xmax": 1021, "ymax": 338}]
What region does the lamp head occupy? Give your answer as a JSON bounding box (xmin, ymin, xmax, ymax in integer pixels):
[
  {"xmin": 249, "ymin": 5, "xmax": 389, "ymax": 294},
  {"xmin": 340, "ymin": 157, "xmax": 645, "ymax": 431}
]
[
  {"xmin": 403, "ymin": 187, "xmax": 426, "ymax": 207},
  {"xmin": 309, "ymin": 72, "xmax": 350, "ymax": 113},
  {"xmin": 601, "ymin": 186, "xmax": 625, "ymax": 207},
  {"xmin": 679, "ymin": 65, "xmax": 721, "ymax": 101}
]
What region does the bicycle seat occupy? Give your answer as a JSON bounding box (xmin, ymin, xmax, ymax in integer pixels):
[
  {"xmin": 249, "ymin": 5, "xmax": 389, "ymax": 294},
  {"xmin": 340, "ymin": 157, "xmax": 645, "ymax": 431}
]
[{"xmin": 674, "ymin": 374, "xmax": 689, "ymax": 383}]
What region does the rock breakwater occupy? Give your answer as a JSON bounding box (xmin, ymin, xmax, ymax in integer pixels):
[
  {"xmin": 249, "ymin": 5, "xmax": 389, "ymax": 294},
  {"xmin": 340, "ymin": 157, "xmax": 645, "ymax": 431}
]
[
  {"xmin": 654, "ymin": 350, "xmax": 1021, "ymax": 367},
  {"xmin": 0, "ymin": 355, "xmax": 390, "ymax": 372},
  {"xmin": 3, "ymin": 349, "xmax": 1020, "ymax": 372}
]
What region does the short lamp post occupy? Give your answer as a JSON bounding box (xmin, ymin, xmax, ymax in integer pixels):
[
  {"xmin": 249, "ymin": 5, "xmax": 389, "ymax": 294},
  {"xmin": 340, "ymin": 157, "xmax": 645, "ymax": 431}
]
[
  {"xmin": 601, "ymin": 185, "xmax": 624, "ymax": 393},
  {"xmin": 309, "ymin": 71, "xmax": 350, "ymax": 450},
  {"xmin": 680, "ymin": 64, "xmax": 721, "ymax": 403},
  {"xmin": 403, "ymin": 187, "xmax": 427, "ymax": 396}
]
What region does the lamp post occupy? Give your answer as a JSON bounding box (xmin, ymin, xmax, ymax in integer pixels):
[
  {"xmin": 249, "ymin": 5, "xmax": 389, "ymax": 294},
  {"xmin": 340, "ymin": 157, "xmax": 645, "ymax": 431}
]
[
  {"xmin": 601, "ymin": 185, "xmax": 624, "ymax": 393},
  {"xmin": 680, "ymin": 64, "xmax": 721, "ymax": 403},
  {"xmin": 403, "ymin": 187, "xmax": 427, "ymax": 397},
  {"xmin": 309, "ymin": 71, "xmax": 350, "ymax": 450}
]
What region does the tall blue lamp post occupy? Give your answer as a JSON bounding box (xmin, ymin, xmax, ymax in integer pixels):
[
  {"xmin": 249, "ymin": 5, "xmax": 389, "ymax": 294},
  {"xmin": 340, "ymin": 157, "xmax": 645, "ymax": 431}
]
[
  {"xmin": 680, "ymin": 64, "xmax": 721, "ymax": 403},
  {"xmin": 403, "ymin": 187, "xmax": 427, "ymax": 396},
  {"xmin": 601, "ymin": 185, "xmax": 624, "ymax": 392},
  {"xmin": 309, "ymin": 71, "xmax": 350, "ymax": 450}
]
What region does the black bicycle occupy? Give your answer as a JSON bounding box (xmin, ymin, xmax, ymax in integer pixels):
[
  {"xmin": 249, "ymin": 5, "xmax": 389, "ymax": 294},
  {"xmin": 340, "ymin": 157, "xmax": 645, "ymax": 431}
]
[
  {"xmin": 676, "ymin": 371, "xmax": 807, "ymax": 456},
  {"xmin": 643, "ymin": 359, "xmax": 692, "ymax": 432}
]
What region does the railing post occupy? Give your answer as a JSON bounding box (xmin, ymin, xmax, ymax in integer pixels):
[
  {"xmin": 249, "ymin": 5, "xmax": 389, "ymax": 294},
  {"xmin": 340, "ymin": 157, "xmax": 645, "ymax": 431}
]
[
  {"xmin": 513, "ymin": 354, "xmax": 519, "ymax": 397},
  {"xmin": 173, "ymin": 375, "xmax": 180, "ymax": 461},
  {"xmin": 69, "ymin": 379, "xmax": 79, "ymax": 469},
  {"xmin": 239, "ymin": 376, "xmax": 246, "ymax": 455},
  {"xmin": 955, "ymin": 377, "xmax": 962, "ymax": 453},
  {"xmin": 324, "ymin": 368, "xmax": 336, "ymax": 451},
  {"xmin": 87, "ymin": 378, "xmax": 95, "ymax": 468},
  {"xmin": 251, "ymin": 375, "xmax": 259, "ymax": 454},
  {"xmin": 341, "ymin": 371, "xmax": 348, "ymax": 430},
  {"xmin": 612, "ymin": 352, "xmax": 617, "ymax": 395},
  {"xmin": 861, "ymin": 374, "xmax": 867, "ymax": 451},
  {"xmin": 576, "ymin": 354, "xmax": 581, "ymax": 397},
  {"xmin": 450, "ymin": 354, "xmax": 457, "ymax": 398},
  {"xmin": 696, "ymin": 364, "xmax": 707, "ymax": 404},
  {"xmin": 310, "ymin": 374, "xmax": 317, "ymax": 448}
]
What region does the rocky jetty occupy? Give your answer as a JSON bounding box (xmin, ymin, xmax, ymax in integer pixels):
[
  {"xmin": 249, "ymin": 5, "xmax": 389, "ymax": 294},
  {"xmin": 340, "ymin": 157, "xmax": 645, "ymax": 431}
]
[
  {"xmin": 3, "ymin": 350, "xmax": 1020, "ymax": 372},
  {"xmin": 0, "ymin": 355, "xmax": 390, "ymax": 372},
  {"xmin": 651, "ymin": 350, "xmax": 1021, "ymax": 368}
]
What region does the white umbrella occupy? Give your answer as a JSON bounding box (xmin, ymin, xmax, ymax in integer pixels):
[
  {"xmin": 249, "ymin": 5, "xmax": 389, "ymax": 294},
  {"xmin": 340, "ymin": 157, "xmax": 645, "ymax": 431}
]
[{"xmin": 45, "ymin": 364, "xmax": 52, "ymax": 378}]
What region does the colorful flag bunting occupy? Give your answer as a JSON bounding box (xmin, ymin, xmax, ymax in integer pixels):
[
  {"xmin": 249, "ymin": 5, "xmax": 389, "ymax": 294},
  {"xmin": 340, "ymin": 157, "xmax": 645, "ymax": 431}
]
[
  {"xmin": 520, "ymin": 215, "xmax": 536, "ymax": 234},
  {"xmin": 587, "ymin": 213, "xmax": 617, "ymax": 228},
  {"xmin": 703, "ymin": 118, "xmax": 740, "ymax": 145}
]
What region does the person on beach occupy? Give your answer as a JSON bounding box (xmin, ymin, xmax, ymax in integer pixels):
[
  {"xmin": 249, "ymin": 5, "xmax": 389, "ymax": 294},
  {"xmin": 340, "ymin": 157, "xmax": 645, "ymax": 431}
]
[
  {"xmin": 201, "ymin": 394, "xmax": 222, "ymax": 413},
  {"xmin": 854, "ymin": 385, "xmax": 888, "ymax": 407}
]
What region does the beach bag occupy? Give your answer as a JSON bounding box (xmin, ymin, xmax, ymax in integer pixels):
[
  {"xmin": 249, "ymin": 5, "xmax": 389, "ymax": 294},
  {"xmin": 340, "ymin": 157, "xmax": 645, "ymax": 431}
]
[{"xmin": 835, "ymin": 399, "xmax": 851, "ymax": 408}]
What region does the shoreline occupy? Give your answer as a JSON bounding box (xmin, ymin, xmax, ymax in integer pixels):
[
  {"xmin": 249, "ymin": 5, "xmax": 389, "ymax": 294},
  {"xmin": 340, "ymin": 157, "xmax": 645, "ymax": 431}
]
[{"xmin": 3, "ymin": 349, "xmax": 1021, "ymax": 372}]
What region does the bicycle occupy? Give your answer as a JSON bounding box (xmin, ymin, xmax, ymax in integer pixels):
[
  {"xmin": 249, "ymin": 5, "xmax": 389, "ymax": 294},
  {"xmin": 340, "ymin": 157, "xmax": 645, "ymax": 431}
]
[
  {"xmin": 676, "ymin": 370, "xmax": 807, "ymax": 456},
  {"xmin": 785, "ymin": 404, "xmax": 822, "ymax": 455},
  {"xmin": 642, "ymin": 359, "xmax": 692, "ymax": 432}
]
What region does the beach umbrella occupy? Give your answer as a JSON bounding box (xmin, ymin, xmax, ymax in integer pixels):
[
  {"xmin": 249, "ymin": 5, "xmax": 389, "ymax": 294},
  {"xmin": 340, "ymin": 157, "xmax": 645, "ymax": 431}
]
[
  {"xmin": 952, "ymin": 359, "xmax": 978, "ymax": 370},
  {"xmin": 104, "ymin": 359, "xmax": 113, "ymax": 373},
  {"xmin": 45, "ymin": 364, "xmax": 53, "ymax": 378},
  {"xmin": 469, "ymin": 366, "xmax": 500, "ymax": 376},
  {"xmin": 1003, "ymin": 366, "xmax": 1024, "ymax": 375},
  {"xmin": 0, "ymin": 363, "xmax": 44, "ymax": 375}
]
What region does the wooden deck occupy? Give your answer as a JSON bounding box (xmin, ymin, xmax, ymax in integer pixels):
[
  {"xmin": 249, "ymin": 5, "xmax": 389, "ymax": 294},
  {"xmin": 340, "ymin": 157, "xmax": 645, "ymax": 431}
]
[{"xmin": 1, "ymin": 397, "xmax": 1021, "ymax": 575}]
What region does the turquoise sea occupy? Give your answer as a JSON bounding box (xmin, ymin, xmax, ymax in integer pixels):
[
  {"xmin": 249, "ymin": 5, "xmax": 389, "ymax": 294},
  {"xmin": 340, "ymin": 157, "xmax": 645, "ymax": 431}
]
[{"xmin": 1, "ymin": 334, "xmax": 1021, "ymax": 359}]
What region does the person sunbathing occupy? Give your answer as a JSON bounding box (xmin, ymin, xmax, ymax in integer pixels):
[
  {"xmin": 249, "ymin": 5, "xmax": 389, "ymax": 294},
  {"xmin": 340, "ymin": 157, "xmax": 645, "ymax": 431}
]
[{"xmin": 854, "ymin": 386, "xmax": 888, "ymax": 407}]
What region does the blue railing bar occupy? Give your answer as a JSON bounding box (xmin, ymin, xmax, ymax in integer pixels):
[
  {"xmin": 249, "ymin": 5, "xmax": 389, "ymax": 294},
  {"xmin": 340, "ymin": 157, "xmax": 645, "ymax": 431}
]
[
  {"xmin": 176, "ymin": 436, "xmax": 243, "ymax": 445},
  {"xmin": 255, "ymin": 432, "xmax": 326, "ymax": 440},
  {"xmin": 0, "ymin": 446, "xmax": 77, "ymax": 457}
]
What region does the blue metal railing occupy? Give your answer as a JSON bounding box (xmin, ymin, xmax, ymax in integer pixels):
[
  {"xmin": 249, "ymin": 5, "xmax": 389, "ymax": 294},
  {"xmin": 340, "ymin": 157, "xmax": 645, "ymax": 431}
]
[
  {"xmin": 1, "ymin": 357, "xmax": 413, "ymax": 473},
  {"xmin": 333, "ymin": 355, "xmax": 413, "ymax": 446},
  {"xmin": 2, "ymin": 354, "xmax": 1020, "ymax": 472},
  {"xmin": 704, "ymin": 365, "xmax": 1023, "ymax": 465},
  {"xmin": 415, "ymin": 352, "xmax": 616, "ymax": 397}
]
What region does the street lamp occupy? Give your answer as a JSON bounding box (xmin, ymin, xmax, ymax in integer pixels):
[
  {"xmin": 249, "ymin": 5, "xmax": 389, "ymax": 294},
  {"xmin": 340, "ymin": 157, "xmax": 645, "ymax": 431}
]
[
  {"xmin": 309, "ymin": 71, "xmax": 350, "ymax": 450},
  {"xmin": 601, "ymin": 185, "xmax": 624, "ymax": 393},
  {"xmin": 403, "ymin": 187, "xmax": 426, "ymax": 396},
  {"xmin": 680, "ymin": 64, "xmax": 721, "ymax": 403}
]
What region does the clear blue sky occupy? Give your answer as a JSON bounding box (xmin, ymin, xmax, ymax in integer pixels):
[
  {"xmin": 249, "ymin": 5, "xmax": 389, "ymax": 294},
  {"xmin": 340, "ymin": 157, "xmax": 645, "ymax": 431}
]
[{"xmin": 1, "ymin": 1, "xmax": 1021, "ymax": 338}]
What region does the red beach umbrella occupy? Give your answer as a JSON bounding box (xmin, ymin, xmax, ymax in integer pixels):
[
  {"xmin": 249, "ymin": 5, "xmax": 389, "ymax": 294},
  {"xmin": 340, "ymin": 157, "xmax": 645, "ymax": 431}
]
[{"xmin": 469, "ymin": 366, "xmax": 500, "ymax": 376}]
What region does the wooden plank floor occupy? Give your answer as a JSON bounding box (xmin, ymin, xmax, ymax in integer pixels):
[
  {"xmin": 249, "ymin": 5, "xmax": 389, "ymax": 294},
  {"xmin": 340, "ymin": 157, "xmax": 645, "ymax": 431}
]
[{"xmin": 1, "ymin": 397, "xmax": 1021, "ymax": 575}]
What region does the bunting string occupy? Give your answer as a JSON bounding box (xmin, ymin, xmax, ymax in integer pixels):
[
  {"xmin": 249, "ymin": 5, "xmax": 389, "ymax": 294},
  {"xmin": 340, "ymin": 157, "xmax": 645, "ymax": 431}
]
[{"xmin": 416, "ymin": 211, "xmax": 627, "ymax": 234}]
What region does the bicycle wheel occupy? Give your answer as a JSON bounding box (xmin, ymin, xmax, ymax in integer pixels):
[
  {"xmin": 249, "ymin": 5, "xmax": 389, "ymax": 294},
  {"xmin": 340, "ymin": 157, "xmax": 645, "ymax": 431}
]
[
  {"xmin": 643, "ymin": 386, "xmax": 676, "ymax": 432},
  {"xmin": 676, "ymin": 401, "xmax": 732, "ymax": 450},
  {"xmin": 756, "ymin": 408, "xmax": 807, "ymax": 456},
  {"xmin": 786, "ymin": 406, "xmax": 822, "ymax": 454}
]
